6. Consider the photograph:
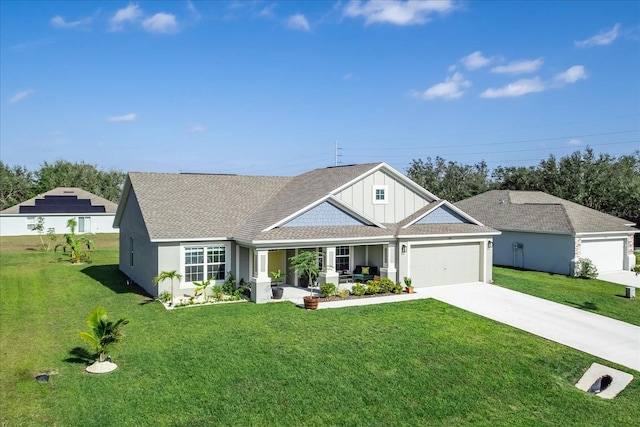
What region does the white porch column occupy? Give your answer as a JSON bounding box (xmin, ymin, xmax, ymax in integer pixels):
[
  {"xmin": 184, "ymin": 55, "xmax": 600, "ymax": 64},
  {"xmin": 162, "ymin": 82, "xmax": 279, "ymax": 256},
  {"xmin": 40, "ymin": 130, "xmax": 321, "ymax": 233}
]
[
  {"xmin": 380, "ymin": 243, "xmax": 398, "ymax": 283},
  {"xmin": 319, "ymin": 246, "xmax": 339, "ymax": 285},
  {"xmin": 252, "ymin": 249, "xmax": 272, "ymax": 303}
]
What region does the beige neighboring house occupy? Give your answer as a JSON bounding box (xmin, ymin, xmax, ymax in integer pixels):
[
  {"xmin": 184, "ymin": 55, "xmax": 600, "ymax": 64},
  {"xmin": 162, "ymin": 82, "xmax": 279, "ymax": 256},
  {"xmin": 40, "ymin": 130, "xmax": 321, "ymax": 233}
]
[
  {"xmin": 456, "ymin": 190, "xmax": 638, "ymax": 275},
  {"xmin": 0, "ymin": 187, "xmax": 119, "ymax": 236},
  {"xmin": 114, "ymin": 163, "xmax": 500, "ymax": 303}
]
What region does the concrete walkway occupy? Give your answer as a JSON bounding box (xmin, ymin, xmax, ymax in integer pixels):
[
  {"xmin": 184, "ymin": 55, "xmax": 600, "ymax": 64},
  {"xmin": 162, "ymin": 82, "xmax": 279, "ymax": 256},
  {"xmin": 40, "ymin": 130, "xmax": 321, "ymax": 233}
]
[
  {"xmin": 598, "ymin": 271, "xmax": 640, "ymax": 288},
  {"xmin": 316, "ymin": 282, "xmax": 640, "ymax": 372}
]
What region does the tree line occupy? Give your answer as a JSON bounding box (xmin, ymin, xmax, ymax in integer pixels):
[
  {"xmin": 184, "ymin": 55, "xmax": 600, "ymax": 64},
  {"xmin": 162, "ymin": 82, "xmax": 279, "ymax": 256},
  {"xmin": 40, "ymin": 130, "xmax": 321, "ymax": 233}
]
[
  {"xmin": 0, "ymin": 160, "xmax": 126, "ymax": 211},
  {"xmin": 407, "ymin": 148, "xmax": 640, "ymax": 226}
]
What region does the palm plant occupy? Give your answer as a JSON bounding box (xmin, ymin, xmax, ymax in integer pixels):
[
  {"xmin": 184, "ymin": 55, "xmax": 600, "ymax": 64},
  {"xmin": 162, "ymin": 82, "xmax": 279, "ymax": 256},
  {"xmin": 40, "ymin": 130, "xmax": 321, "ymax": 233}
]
[
  {"xmin": 55, "ymin": 218, "xmax": 94, "ymax": 263},
  {"xmin": 193, "ymin": 278, "xmax": 212, "ymax": 300},
  {"xmin": 153, "ymin": 270, "xmax": 182, "ymax": 306},
  {"xmin": 79, "ymin": 307, "xmax": 129, "ymax": 362}
]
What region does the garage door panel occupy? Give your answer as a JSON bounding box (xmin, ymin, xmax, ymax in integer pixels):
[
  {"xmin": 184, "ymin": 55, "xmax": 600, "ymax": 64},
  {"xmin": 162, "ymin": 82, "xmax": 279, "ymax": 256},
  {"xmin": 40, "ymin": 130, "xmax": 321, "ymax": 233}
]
[
  {"xmin": 581, "ymin": 240, "xmax": 624, "ymax": 272},
  {"xmin": 411, "ymin": 243, "xmax": 480, "ymax": 287}
]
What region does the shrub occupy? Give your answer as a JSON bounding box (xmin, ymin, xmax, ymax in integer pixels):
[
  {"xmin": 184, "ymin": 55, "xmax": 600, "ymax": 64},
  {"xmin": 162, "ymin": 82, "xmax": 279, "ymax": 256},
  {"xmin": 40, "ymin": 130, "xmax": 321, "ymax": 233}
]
[
  {"xmin": 223, "ymin": 272, "xmax": 236, "ymax": 294},
  {"xmin": 574, "ymin": 258, "xmax": 598, "ymax": 279},
  {"xmin": 392, "ymin": 283, "xmax": 403, "ymax": 294},
  {"xmin": 379, "ymin": 277, "xmax": 396, "ymax": 293},
  {"xmin": 365, "ymin": 280, "xmax": 381, "ymax": 295},
  {"xmin": 320, "ymin": 282, "xmax": 337, "ymax": 298},
  {"xmin": 158, "ymin": 291, "xmax": 172, "ymax": 303},
  {"xmin": 337, "ymin": 288, "xmax": 349, "ymax": 298},
  {"xmin": 351, "ymin": 282, "xmax": 366, "ymax": 296}
]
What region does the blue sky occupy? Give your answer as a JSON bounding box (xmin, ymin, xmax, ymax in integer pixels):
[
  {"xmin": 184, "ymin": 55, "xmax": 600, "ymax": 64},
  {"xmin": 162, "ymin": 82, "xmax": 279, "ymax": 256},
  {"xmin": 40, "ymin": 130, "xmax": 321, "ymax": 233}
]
[{"xmin": 1, "ymin": 1, "xmax": 638, "ymax": 176}]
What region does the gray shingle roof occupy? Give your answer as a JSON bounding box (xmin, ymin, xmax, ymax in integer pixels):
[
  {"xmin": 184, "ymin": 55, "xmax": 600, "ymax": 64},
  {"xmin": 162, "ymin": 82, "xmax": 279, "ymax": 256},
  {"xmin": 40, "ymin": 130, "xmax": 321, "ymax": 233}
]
[
  {"xmin": 455, "ymin": 190, "xmax": 635, "ymax": 234},
  {"xmin": 0, "ymin": 187, "xmax": 118, "ymax": 214},
  {"xmin": 122, "ymin": 164, "xmax": 497, "ymax": 242}
]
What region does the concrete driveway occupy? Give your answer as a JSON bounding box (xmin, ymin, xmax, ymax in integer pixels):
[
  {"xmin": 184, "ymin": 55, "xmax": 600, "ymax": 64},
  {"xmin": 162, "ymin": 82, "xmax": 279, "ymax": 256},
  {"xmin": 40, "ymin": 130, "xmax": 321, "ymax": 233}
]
[
  {"xmin": 598, "ymin": 271, "xmax": 640, "ymax": 288},
  {"xmin": 422, "ymin": 283, "xmax": 640, "ymax": 372}
]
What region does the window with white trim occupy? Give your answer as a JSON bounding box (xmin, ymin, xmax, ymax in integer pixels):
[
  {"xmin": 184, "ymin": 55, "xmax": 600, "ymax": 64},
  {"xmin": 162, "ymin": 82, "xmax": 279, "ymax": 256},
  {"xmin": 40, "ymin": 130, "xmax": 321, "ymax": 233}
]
[
  {"xmin": 336, "ymin": 246, "xmax": 350, "ymax": 272},
  {"xmin": 372, "ymin": 185, "xmax": 388, "ymax": 204},
  {"xmin": 184, "ymin": 246, "xmax": 226, "ymax": 283},
  {"xmin": 26, "ymin": 217, "xmax": 36, "ymax": 230},
  {"xmin": 78, "ymin": 216, "xmax": 91, "ymax": 233}
]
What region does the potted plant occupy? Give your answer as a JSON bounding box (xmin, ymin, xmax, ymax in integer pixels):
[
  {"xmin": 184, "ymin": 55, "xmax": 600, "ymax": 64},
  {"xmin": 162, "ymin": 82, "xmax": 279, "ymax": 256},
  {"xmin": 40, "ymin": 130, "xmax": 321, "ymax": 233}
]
[
  {"xmin": 404, "ymin": 277, "xmax": 414, "ymax": 294},
  {"xmin": 289, "ymin": 251, "xmax": 320, "ymax": 309},
  {"xmin": 270, "ymin": 269, "xmax": 284, "ymax": 299}
]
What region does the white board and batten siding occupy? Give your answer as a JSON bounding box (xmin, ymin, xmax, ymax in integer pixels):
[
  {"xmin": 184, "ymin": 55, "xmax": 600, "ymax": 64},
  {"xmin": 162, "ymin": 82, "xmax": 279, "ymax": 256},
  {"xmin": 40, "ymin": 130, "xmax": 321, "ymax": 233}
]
[{"xmin": 334, "ymin": 170, "xmax": 432, "ymax": 223}]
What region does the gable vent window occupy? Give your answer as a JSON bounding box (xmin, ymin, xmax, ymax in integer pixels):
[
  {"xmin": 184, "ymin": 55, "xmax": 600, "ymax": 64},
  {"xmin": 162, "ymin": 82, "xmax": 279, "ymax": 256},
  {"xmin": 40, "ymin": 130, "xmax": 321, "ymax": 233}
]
[{"xmin": 372, "ymin": 185, "xmax": 388, "ymax": 204}]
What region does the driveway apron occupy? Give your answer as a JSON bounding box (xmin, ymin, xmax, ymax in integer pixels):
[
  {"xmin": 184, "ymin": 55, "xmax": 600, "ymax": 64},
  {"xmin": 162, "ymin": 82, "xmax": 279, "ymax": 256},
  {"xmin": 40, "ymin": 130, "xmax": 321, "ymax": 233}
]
[{"xmin": 423, "ymin": 283, "xmax": 640, "ymax": 372}]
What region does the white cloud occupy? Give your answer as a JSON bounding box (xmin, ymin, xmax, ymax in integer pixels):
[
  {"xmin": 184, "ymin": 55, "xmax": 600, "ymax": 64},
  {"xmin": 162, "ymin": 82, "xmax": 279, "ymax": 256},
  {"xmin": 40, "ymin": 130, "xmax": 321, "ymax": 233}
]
[
  {"xmin": 50, "ymin": 14, "xmax": 93, "ymax": 29},
  {"xmin": 413, "ymin": 72, "xmax": 471, "ymax": 100},
  {"xmin": 189, "ymin": 124, "xmax": 205, "ymax": 133},
  {"xmin": 343, "ymin": 73, "xmax": 353, "ymax": 80},
  {"xmin": 575, "ymin": 23, "xmax": 620, "ymax": 48},
  {"xmin": 343, "ymin": 0, "xmax": 456, "ymax": 26},
  {"xmin": 491, "ymin": 58, "xmax": 543, "ymax": 74},
  {"xmin": 461, "ymin": 51, "xmax": 492, "ymax": 70},
  {"xmin": 286, "ymin": 13, "xmax": 310, "ymax": 32},
  {"xmin": 107, "ymin": 113, "xmax": 137, "ymax": 122},
  {"xmin": 186, "ymin": 1, "xmax": 201, "ymax": 21},
  {"xmin": 554, "ymin": 65, "xmax": 588, "ymax": 84},
  {"xmin": 110, "ymin": 3, "xmax": 143, "ymax": 30},
  {"xmin": 142, "ymin": 12, "xmax": 179, "ymax": 33},
  {"xmin": 568, "ymin": 138, "xmax": 583, "ymax": 146},
  {"xmin": 259, "ymin": 4, "xmax": 277, "ymax": 19},
  {"xmin": 480, "ymin": 77, "xmax": 546, "ymax": 98},
  {"xmin": 8, "ymin": 89, "xmax": 35, "ymax": 104}
]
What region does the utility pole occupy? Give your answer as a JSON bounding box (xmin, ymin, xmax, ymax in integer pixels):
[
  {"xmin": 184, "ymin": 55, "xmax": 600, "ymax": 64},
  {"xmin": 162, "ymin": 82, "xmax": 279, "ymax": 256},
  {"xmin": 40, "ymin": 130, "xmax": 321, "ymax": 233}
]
[{"xmin": 335, "ymin": 140, "xmax": 342, "ymax": 166}]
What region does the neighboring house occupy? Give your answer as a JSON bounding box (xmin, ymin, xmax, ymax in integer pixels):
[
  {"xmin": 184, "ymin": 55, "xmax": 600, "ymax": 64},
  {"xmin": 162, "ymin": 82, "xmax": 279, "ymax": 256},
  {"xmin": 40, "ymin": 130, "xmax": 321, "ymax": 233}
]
[
  {"xmin": 114, "ymin": 163, "xmax": 499, "ymax": 303},
  {"xmin": 0, "ymin": 187, "xmax": 119, "ymax": 236},
  {"xmin": 456, "ymin": 190, "xmax": 638, "ymax": 275}
]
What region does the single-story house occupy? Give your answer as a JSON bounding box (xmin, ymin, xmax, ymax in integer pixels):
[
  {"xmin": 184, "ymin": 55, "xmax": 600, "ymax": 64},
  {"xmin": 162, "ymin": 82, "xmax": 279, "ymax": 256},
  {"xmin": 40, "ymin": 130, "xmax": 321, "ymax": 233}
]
[
  {"xmin": 456, "ymin": 190, "xmax": 638, "ymax": 275},
  {"xmin": 0, "ymin": 187, "xmax": 119, "ymax": 236},
  {"xmin": 114, "ymin": 163, "xmax": 499, "ymax": 303}
]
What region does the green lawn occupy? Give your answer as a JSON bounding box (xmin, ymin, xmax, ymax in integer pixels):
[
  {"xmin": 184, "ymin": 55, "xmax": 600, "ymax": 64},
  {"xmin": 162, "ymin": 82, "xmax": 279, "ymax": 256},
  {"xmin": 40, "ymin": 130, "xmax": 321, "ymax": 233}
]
[
  {"xmin": 493, "ymin": 267, "xmax": 640, "ymax": 326},
  {"xmin": 1, "ymin": 245, "xmax": 639, "ymax": 426}
]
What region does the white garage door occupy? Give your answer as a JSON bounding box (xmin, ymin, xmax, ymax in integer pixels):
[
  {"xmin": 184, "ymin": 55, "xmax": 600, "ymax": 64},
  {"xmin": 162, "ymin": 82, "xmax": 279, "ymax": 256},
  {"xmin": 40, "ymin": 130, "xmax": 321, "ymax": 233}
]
[
  {"xmin": 581, "ymin": 239, "xmax": 624, "ymax": 272},
  {"xmin": 410, "ymin": 243, "xmax": 481, "ymax": 287}
]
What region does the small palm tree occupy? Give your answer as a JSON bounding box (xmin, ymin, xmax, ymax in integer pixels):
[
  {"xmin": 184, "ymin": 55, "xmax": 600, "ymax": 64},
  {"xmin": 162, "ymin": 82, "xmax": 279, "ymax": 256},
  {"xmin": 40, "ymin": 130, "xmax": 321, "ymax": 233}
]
[
  {"xmin": 55, "ymin": 218, "xmax": 94, "ymax": 263},
  {"xmin": 79, "ymin": 307, "xmax": 129, "ymax": 362},
  {"xmin": 154, "ymin": 270, "xmax": 182, "ymax": 306},
  {"xmin": 193, "ymin": 278, "xmax": 212, "ymax": 300}
]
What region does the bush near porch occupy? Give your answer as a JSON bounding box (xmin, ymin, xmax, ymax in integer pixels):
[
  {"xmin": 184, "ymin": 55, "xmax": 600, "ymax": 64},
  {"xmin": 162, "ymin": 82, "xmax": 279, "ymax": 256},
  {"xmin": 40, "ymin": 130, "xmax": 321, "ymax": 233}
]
[{"xmin": 1, "ymin": 240, "xmax": 639, "ymax": 425}]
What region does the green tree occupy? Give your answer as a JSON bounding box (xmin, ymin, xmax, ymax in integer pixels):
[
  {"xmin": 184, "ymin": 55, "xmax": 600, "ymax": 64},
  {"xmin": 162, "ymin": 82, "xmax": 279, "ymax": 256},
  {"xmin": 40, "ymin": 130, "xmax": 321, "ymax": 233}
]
[
  {"xmin": 0, "ymin": 161, "xmax": 34, "ymax": 210},
  {"xmin": 289, "ymin": 251, "xmax": 320, "ymax": 296},
  {"xmin": 55, "ymin": 218, "xmax": 94, "ymax": 263},
  {"xmin": 79, "ymin": 307, "xmax": 129, "ymax": 362},
  {"xmin": 153, "ymin": 270, "xmax": 183, "ymax": 306},
  {"xmin": 34, "ymin": 160, "xmax": 125, "ymax": 203}
]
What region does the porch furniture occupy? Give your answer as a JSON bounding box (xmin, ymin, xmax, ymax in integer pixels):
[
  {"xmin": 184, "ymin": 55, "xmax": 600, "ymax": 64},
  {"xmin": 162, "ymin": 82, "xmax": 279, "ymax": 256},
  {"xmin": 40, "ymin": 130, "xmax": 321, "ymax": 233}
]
[
  {"xmin": 353, "ymin": 265, "xmax": 379, "ymax": 282},
  {"xmin": 339, "ymin": 271, "xmax": 353, "ymax": 284}
]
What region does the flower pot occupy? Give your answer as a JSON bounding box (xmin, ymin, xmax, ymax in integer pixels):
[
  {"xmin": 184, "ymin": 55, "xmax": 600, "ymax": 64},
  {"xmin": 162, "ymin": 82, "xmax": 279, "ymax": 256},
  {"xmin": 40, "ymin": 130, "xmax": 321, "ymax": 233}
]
[
  {"xmin": 406, "ymin": 286, "xmax": 414, "ymax": 294},
  {"xmin": 272, "ymin": 286, "xmax": 284, "ymax": 299},
  {"xmin": 303, "ymin": 295, "xmax": 319, "ymax": 310}
]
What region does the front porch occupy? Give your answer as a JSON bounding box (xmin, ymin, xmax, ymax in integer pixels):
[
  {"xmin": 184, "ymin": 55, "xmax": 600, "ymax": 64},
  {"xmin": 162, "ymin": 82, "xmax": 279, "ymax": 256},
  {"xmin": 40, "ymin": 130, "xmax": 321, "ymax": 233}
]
[{"xmin": 249, "ymin": 243, "xmax": 398, "ymax": 303}]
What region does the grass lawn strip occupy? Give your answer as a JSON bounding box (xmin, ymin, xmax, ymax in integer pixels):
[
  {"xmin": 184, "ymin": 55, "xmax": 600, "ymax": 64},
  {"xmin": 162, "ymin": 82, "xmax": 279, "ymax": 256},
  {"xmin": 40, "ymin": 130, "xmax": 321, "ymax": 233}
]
[{"xmin": 1, "ymin": 241, "xmax": 639, "ymax": 425}]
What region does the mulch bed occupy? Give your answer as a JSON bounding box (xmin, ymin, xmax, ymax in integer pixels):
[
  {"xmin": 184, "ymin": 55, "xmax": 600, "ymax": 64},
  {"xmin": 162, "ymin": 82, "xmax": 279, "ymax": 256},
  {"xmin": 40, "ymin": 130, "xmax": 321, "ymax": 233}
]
[{"xmin": 318, "ymin": 292, "xmax": 409, "ymax": 302}]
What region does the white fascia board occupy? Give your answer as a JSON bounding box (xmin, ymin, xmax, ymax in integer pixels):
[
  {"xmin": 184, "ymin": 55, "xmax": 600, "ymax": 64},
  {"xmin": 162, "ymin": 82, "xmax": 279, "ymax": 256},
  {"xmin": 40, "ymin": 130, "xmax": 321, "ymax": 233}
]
[
  {"xmin": 397, "ymin": 231, "xmax": 501, "ymax": 239},
  {"xmin": 262, "ymin": 195, "xmax": 387, "ymax": 232},
  {"xmin": 151, "ymin": 237, "xmax": 230, "ymax": 243},
  {"xmin": 330, "ymin": 163, "xmax": 440, "ymax": 202},
  {"xmin": 261, "ymin": 196, "xmax": 331, "ymax": 232},
  {"xmin": 497, "ymin": 228, "xmax": 572, "ymax": 236},
  {"xmin": 402, "ymin": 200, "xmax": 484, "ymax": 228},
  {"xmin": 251, "ymin": 235, "xmax": 396, "ymax": 247},
  {"xmin": 576, "ymin": 231, "xmax": 637, "ymax": 238},
  {"xmin": 327, "ymin": 196, "xmax": 386, "ymax": 229},
  {"xmin": 1, "ymin": 213, "xmax": 116, "ymax": 217}
]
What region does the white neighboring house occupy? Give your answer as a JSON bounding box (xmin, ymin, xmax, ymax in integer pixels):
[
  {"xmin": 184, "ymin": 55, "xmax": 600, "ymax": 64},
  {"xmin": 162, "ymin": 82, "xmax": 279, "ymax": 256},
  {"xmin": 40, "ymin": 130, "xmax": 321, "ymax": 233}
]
[
  {"xmin": 0, "ymin": 187, "xmax": 119, "ymax": 236},
  {"xmin": 456, "ymin": 190, "xmax": 638, "ymax": 275}
]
